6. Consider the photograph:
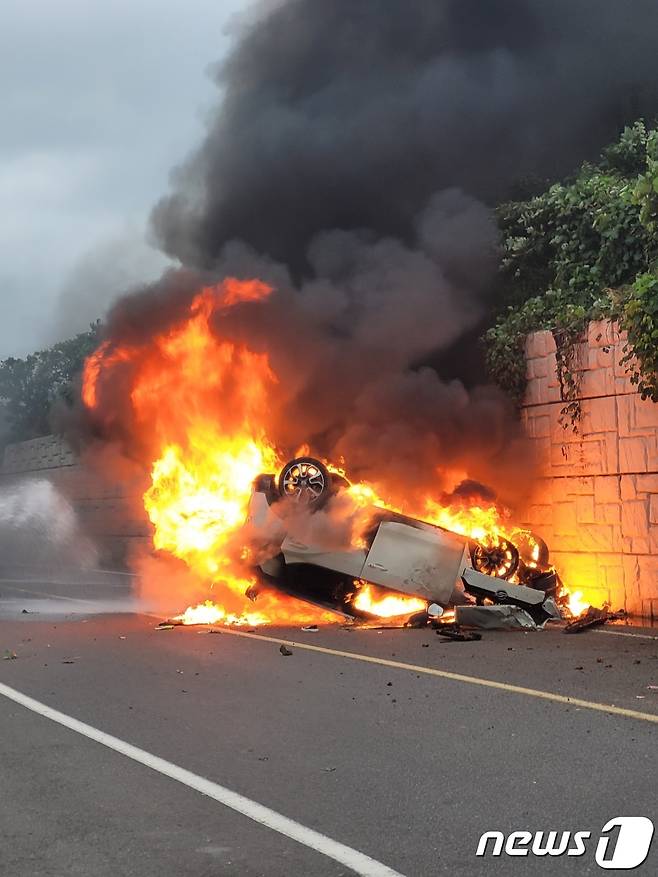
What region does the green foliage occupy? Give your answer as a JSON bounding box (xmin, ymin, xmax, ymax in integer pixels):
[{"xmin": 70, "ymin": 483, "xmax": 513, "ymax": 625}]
[
  {"xmin": 601, "ymin": 121, "xmax": 652, "ymax": 176},
  {"xmin": 0, "ymin": 324, "xmax": 100, "ymax": 444},
  {"xmin": 486, "ymin": 121, "xmax": 658, "ymax": 418},
  {"xmin": 633, "ymin": 130, "xmax": 658, "ymax": 233},
  {"xmin": 618, "ymin": 271, "xmax": 658, "ymax": 401}
]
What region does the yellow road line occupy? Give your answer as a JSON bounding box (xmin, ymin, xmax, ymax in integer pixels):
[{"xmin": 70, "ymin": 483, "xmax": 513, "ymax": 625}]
[{"xmin": 219, "ymin": 628, "xmax": 658, "ymax": 725}]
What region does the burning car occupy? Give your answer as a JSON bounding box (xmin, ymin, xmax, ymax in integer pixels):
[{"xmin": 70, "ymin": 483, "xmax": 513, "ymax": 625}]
[
  {"xmin": 83, "ymin": 279, "xmax": 586, "ymax": 628},
  {"xmin": 247, "ymin": 456, "xmax": 561, "ymax": 624}
]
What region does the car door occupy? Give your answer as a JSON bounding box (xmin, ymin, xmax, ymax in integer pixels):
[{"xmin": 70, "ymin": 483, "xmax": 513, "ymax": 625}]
[{"xmin": 361, "ymin": 521, "xmax": 467, "ymax": 604}]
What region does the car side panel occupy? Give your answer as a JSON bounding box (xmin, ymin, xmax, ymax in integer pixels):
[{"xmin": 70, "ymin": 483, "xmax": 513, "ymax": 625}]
[
  {"xmin": 361, "ymin": 521, "xmax": 467, "ymax": 604},
  {"xmin": 281, "ymin": 536, "xmax": 367, "ymax": 578}
]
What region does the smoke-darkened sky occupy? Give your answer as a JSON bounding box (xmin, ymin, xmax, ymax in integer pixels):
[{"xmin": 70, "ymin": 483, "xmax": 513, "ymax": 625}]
[
  {"xmin": 154, "ymin": 0, "xmax": 658, "ymax": 271},
  {"xmin": 0, "ymin": 0, "xmax": 247, "ymax": 358},
  {"xmin": 76, "ymin": 0, "xmax": 658, "ymax": 511},
  {"xmin": 6, "ymin": 0, "xmax": 658, "ymax": 362}
]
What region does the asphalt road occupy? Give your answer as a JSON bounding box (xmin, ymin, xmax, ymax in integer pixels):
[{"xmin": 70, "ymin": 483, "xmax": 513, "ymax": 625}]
[{"xmin": 1, "ymin": 573, "xmax": 657, "ymax": 876}]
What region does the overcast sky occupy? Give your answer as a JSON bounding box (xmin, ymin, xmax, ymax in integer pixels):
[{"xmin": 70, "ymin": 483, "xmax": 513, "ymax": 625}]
[{"xmin": 0, "ymin": 0, "xmax": 247, "ymax": 358}]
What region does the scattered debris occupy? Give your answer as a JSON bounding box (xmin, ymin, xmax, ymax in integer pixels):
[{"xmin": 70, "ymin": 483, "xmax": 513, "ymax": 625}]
[
  {"xmin": 456, "ymin": 604, "xmax": 538, "ymax": 630},
  {"xmin": 279, "ymin": 645, "xmax": 293, "ymax": 656},
  {"xmin": 119, "ymin": 636, "xmax": 127, "ymax": 640},
  {"xmin": 3, "ymin": 650, "xmax": 17, "ymax": 660},
  {"xmin": 155, "ymin": 623, "xmax": 176, "ymax": 631},
  {"xmin": 322, "ymin": 767, "xmax": 336, "ymax": 772},
  {"xmin": 61, "ymin": 660, "xmax": 75, "ymax": 664},
  {"xmin": 563, "ymin": 605, "xmax": 626, "ymax": 634},
  {"xmin": 461, "ymin": 568, "xmax": 561, "ymax": 626},
  {"xmin": 21, "ymin": 609, "xmax": 30, "ymax": 614},
  {"xmin": 405, "ymin": 610, "xmax": 429, "ymax": 628},
  {"xmin": 434, "ymin": 624, "xmax": 482, "ymax": 642},
  {"xmin": 301, "ymin": 625, "xmax": 318, "ymax": 632}
]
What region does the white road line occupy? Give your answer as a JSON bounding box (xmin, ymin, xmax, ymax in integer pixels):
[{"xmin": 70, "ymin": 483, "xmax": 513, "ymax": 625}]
[
  {"xmin": 89, "ymin": 568, "xmax": 139, "ymax": 577},
  {"xmin": 594, "ymin": 629, "xmax": 658, "ymax": 641},
  {"xmin": 0, "ymin": 583, "xmax": 95, "ymax": 603},
  {"xmin": 0, "ymin": 578, "xmax": 130, "ymax": 592},
  {"xmin": 0, "ymin": 682, "xmax": 404, "ymax": 877}
]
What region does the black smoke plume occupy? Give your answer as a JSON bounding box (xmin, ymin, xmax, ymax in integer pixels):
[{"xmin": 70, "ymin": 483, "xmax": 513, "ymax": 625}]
[
  {"xmin": 74, "ymin": 0, "xmax": 658, "ymax": 512},
  {"xmin": 153, "ymin": 0, "xmax": 658, "ymax": 270}
]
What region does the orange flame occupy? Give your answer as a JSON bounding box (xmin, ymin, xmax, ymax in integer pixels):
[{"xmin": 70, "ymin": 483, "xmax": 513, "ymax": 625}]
[
  {"xmin": 352, "ymin": 583, "xmax": 427, "ymax": 618},
  {"xmin": 82, "ymin": 340, "xmax": 131, "ymax": 409},
  {"xmin": 83, "ymin": 276, "xmax": 576, "ymax": 625},
  {"xmin": 175, "ymin": 599, "xmax": 268, "ymax": 627},
  {"xmin": 564, "ymin": 589, "xmax": 590, "ymax": 617},
  {"xmin": 345, "ymin": 479, "xmax": 510, "ymax": 547},
  {"xmin": 423, "ymin": 498, "xmax": 508, "ymax": 545},
  {"xmin": 144, "ymin": 435, "xmax": 278, "ymax": 582},
  {"xmin": 175, "ymin": 594, "xmax": 339, "ymax": 627}
]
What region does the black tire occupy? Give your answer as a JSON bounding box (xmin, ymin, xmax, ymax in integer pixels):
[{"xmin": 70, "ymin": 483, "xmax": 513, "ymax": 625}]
[
  {"xmin": 278, "ymin": 457, "xmax": 332, "ymax": 506},
  {"xmin": 470, "ymin": 538, "xmax": 519, "ymax": 580}
]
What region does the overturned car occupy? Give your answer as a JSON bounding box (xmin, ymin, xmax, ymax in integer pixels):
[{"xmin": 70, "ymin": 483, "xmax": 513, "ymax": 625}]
[{"xmin": 247, "ymin": 456, "xmax": 562, "ymax": 626}]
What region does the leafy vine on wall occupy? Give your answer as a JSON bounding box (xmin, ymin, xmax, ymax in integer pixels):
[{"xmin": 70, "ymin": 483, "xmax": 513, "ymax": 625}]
[{"xmin": 485, "ymin": 121, "xmax": 658, "ymax": 428}]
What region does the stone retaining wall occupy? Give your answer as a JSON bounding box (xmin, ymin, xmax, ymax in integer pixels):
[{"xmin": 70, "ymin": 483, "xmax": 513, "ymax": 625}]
[{"xmin": 521, "ymin": 320, "xmax": 658, "ymax": 619}]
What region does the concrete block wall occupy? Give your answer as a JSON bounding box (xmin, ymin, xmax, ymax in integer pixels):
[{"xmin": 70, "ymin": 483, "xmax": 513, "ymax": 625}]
[
  {"xmin": 0, "ymin": 435, "xmax": 151, "ymax": 566},
  {"xmin": 2, "ymin": 435, "xmax": 77, "ymax": 472},
  {"xmin": 521, "ymin": 320, "xmax": 658, "ymax": 618}
]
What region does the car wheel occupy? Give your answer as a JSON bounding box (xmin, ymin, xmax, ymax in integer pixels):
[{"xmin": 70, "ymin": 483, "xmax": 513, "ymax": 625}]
[
  {"xmin": 278, "ymin": 457, "xmax": 332, "ymax": 506},
  {"xmin": 516, "ymin": 531, "xmax": 550, "ymax": 569},
  {"xmin": 470, "ymin": 538, "xmax": 519, "ymax": 579}
]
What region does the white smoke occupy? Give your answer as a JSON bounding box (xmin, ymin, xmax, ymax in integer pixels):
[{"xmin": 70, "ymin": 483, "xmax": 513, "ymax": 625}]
[{"xmin": 0, "ymin": 480, "xmax": 98, "ymax": 572}]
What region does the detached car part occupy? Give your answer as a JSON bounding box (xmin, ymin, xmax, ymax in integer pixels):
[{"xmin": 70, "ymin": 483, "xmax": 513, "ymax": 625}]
[
  {"xmin": 461, "ymin": 568, "xmax": 561, "ymax": 626},
  {"xmin": 456, "ymin": 604, "xmax": 539, "ymax": 630},
  {"xmin": 434, "ymin": 623, "xmax": 482, "ymax": 641},
  {"xmin": 563, "ymin": 605, "xmax": 626, "ymax": 633}
]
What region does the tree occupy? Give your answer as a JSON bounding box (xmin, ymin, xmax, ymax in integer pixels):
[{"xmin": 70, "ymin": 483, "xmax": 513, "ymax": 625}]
[{"xmin": 0, "ymin": 324, "xmax": 100, "ymax": 445}]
